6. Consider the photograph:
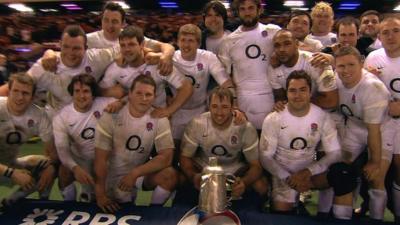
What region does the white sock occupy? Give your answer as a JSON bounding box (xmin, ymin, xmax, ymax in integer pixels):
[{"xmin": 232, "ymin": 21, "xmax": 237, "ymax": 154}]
[
  {"xmin": 151, "ymin": 186, "xmax": 171, "ymax": 205},
  {"xmin": 392, "ymin": 182, "xmax": 400, "ymax": 217},
  {"xmin": 61, "ymin": 183, "xmax": 76, "ymax": 201},
  {"xmin": 318, "ymin": 188, "xmax": 334, "ymax": 213},
  {"xmin": 332, "ymin": 204, "xmax": 352, "ymax": 220},
  {"xmin": 135, "ymin": 176, "xmax": 144, "ymax": 190},
  {"xmin": 368, "ymin": 189, "xmax": 387, "ymax": 220}
]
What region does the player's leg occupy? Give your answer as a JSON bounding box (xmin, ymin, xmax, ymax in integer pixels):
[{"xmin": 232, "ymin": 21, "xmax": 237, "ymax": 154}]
[{"xmin": 143, "ymin": 167, "xmax": 179, "ymax": 205}]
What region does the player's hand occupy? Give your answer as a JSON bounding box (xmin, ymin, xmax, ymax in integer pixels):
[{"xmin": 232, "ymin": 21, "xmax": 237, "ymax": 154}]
[
  {"xmin": 37, "ymin": 165, "xmax": 56, "ymax": 192},
  {"xmin": 118, "ymin": 174, "xmax": 137, "ymax": 192},
  {"xmin": 193, "ymin": 173, "xmax": 202, "ymax": 190},
  {"xmin": 73, "ymin": 166, "xmax": 95, "ymax": 186},
  {"xmin": 232, "ymin": 109, "xmax": 247, "ymax": 125},
  {"xmin": 366, "ymin": 66, "xmax": 382, "ymax": 77},
  {"xmin": 151, "ymin": 107, "xmax": 171, "ymax": 118},
  {"xmin": 269, "ymin": 52, "xmax": 281, "ymax": 68},
  {"xmin": 11, "ymin": 169, "xmax": 35, "ymax": 191},
  {"xmin": 389, "ymin": 99, "xmax": 400, "ymax": 117},
  {"xmin": 96, "ymin": 194, "xmax": 120, "ymax": 213},
  {"xmin": 104, "ymin": 100, "xmax": 125, "ymax": 113},
  {"xmin": 287, "ymin": 169, "xmax": 312, "ymax": 192},
  {"xmin": 158, "ymin": 55, "xmax": 173, "ymax": 76},
  {"xmin": 363, "ymin": 161, "xmax": 380, "ymax": 181},
  {"xmin": 231, "ymin": 177, "xmax": 246, "ymax": 198},
  {"xmin": 273, "ymin": 101, "xmax": 286, "ymax": 112},
  {"xmin": 144, "ymin": 51, "xmax": 162, "ymax": 66},
  {"xmin": 41, "ymin": 49, "xmax": 58, "ymax": 72},
  {"xmin": 310, "ymin": 52, "xmax": 332, "ymax": 69}
]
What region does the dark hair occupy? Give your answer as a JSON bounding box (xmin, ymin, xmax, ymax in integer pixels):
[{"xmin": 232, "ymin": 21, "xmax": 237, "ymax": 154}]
[
  {"xmin": 360, "ymin": 10, "xmax": 381, "ymax": 21},
  {"xmin": 119, "ymin": 26, "xmax": 144, "ymax": 44},
  {"xmin": 203, "ymin": 1, "xmax": 228, "ymax": 24},
  {"xmin": 209, "ymin": 87, "xmax": 234, "ymax": 106},
  {"xmin": 334, "ymin": 46, "xmax": 363, "ymax": 63},
  {"xmin": 67, "ymin": 73, "xmax": 99, "ymax": 97},
  {"xmin": 62, "ymin": 25, "xmax": 87, "ymax": 48},
  {"xmin": 289, "ymin": 10, "xmax": 312, "ymax": 29},
  {"xmin": 286, "ymin": 70, "xmax": 312, "ymax": 91},
  {"xmin": 8, "ymin": 72, "xmax": 36, "ymax": 96},
  {"xmin": 130, "ymin": 74, "xmax": 156, "ymax": 93},
  {"xmin": 336, "ymin": 16, "xmax": 360, "ymax": 34},
  {"xmin": 231, "ymin": 0, "xmax": 261, "ymax": 14},
  {"xmin": 103, "ymin": 2, "xmax": 125, "ymax": 22}
]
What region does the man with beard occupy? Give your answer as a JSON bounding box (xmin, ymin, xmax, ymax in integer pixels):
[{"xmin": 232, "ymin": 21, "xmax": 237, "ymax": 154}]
[
  {"xmin": 307, "ymin": 1, "xmax": 337, "ymax": 47},
  {"xmin": 268, "ymin": 29, "xmax": 337, "ymax": 111},
  {"xmin": 219, "ymin": 0, "xmax": 280, "ymax": 130},
  {"xmin": 364, "ymin": 16, "xmax": 400, "ymax": 223},
  {"xmin": 99, "ymin": 26, "xmax": 193, "ymax": 119},
  {"xmin": 359, "ymin": 10, "xmax": 382, "ymax": 52},
  {"xmin": 87, "ymin": 2, "xmax": 175, "ymax": 75}
]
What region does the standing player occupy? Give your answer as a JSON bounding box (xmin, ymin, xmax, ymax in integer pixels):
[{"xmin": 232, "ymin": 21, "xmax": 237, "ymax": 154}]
[
  {"xmin": 95, "ymin": 75, "xmax": 177, "ymax": 213},
  {"xmin": 364, "ymin": 16, "xmax": 400, "ymax": 222},
  {"xmin": 268, "ymin": 29, "xmax": 337, "ymax": 111},
  {"xmin": 100, "ymin": 26, "xmax": 193, "ymax": 118},
  {"xmin": 171, "ymin": 24, "xmax": 234, "ymax": 141},
  {"xmin": 218, "ymin": 0, "xmax": 280, "ymax": 129},
  {"xmin": 308, "ymin": 2, "xmax": 337, "ymax": 47},
  {"xmin": 336, "ymin": 46, "xmax": 391, "ymax": 222},
  {"xmin": 259, "ymin": 70, "xmax": 352, "ymax": 218},
  {"xmin": 87, "ymin": 2, "xmax": 175, "ymax": 75},
  {"xmin": 0, "ymin": 73, "xmax": 57, "ymax": 206},
  {"xmin": 53, "ymin": 74, "xmax": 115, "ymax": 202},
  {"xmin": 180, "ymin": 87, "xmax": 266, "ymax": 199},
  {"xmin": 359, "ymin": 10, "xmax": 382, "ymax": 51}
]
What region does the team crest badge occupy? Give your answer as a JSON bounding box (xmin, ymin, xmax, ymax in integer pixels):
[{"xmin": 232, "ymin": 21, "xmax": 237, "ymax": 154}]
[
  {"xmin": 261, "ymin": 30, "xmax": 268, "ymax": 37},
  {"xmin": 27, "ymin": 119, "xmax": 34, "ymax": 128},
  {"xmin": 231, "ymin": 135, "xmax": 238, "ymax": 145},
  {"xmin": 145, "ymin": 70, "xmax": 151, "ymax": 76},
  {"xmin": 146, "ymin": 122, "xmax": 153, "ymax": 131},
  {"xmin": 311, "ymin": 123, "xmax": 318, "ymax": 132},
  {"xmin": 85, "ymin": 66, "xmax": 92, "ymax": 73},
  {"xmin": 93, "ymin": 111, "xmax": 101, "ymax": 119},
  {"xmin": 351, "ymin": 94, "xmax": 356, "ymax": 104},
  {"xmin": 197, "ymin": 63, "xmax": 203, "ymax": 71}
]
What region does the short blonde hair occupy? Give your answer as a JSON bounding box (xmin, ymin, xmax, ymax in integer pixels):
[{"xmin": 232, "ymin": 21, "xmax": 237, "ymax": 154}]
[
  {"xmin": 311, "ymin": 1, "xmax": 334, "ymax": 19},
  {"xmin": 178, "ymin": 24, "xmax": 202, "ymax": 44}
]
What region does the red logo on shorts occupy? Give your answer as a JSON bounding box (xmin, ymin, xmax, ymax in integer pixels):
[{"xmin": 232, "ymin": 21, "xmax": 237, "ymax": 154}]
[
  {"xmin": 311, "ymin": 123, "xmax": 318, "ymax": 132},
  {"xmin": 261, "ymin": 30, "xmax": 268, "ymax": 37},
  {"xmin": 197, "ymin": 63, "xmax": 203, "ymax": 71},
  {"xmin": 146, "ymin": 122, "xmax": 153, "ymax": 131},
  {"xmin": 27, "ymin": 119, "xmax": 34, "ymax": 128},
  {"xmin": 85, "ymin": 66, "xmax": 92, "ymax": 73},
  {"xmin": 93, "ymin": 111, "xmax": 101, "ymax": 119},
  {"xmin": 351, "ymin": 94, "xmax": 356, "ymax": 103}
]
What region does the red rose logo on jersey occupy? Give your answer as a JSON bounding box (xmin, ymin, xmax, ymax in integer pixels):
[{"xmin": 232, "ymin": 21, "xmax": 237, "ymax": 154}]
[
  {"xmin": 93, "ymin": 111, "xmax": 101, "ymax": 119},
  {"xmin": 85, "ymin": 66, "xmax": 92, "ymax": 73},
  {"xmin": 231, "ymin": 135, "xmax": 238, "ymax": 145},
  {"xmin": 145, "ymin": 70, "xmax": 151, "ymax": 76},
  {"xmin": 27, "ymin": 119, "xmax": 34, "ymax": 128},
  {"xmin": 311, "ymin": 123, "xmax": 318, "ymax": 132},
  {"xmin": 261, "ymin": 30, "xmax": 268, "ymax": 37},
  {"xmin": 197, "ymin": 63, "xmax": 203, "ymax": 71},
  {"xmin": 146, "ymin": 122, "xmax": 153, "ymax": 131},
  {"xmin": 351, "ymin": 94, "xmax": 356, "ymax": 103}
]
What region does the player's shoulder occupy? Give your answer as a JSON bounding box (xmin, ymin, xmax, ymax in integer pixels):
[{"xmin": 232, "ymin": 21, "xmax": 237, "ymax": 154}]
[
  {"xmin": 262, "ymin": 23, "xmax": 281, "ymax": 31},
  {"xmin": 365, "ymin": 48, "xmax": 386, "ymax": 61},
  {"xmin": 361, "ymin": 70, "xmax": 389, "ymax": 95}
]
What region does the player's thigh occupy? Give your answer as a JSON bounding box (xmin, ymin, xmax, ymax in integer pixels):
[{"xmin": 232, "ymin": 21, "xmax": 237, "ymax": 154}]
[{"xmin": 143, "ymin": 166, "xmax": 179, "ymax": 191}]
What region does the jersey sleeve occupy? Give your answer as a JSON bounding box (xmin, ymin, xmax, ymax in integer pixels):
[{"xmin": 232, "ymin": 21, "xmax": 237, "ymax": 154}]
[
  {"xmin": 154, "ymin": 117, "xmax": 175, "ymax": 153},
  {"xmin": 181, "ymin": 118, "xmax": 201, "ymax": 157},
  {"xmin": 207, "ymin": 52, "xmax": 230, "ymax": 85},
  {"xmin": 52, "ymin": 113, "xmax": 77, "ymax": 170},
  {"xmin": 99, "ymin": 63, "xmax": 118, "ymax": 88},
  {"xmin": 267, "ymin": 65, "xmax": 283, "ymax": 90},
  {"xmin": 95, "ymin": 112, "xmax": 114, "ymax": 151},
  {"xmin": 241, "ymin": 122, "xmax": 259, "ymax": 162},
  {"xmin": 38, "ymin": 109, "xmax": 53, "ymax": 143},
  {"xmin": 362, "ymin": 79, "xmax": 390, "ymax": 124},
  {"xmin": 259, "ymin": 113, "xmax": 291, "ymax": 179},
  {"xmin": 161, "ymin": 66, "xmax": 185, "ymax": 89},
  {"xmin": 217, "ymin": 38, "xmax": 233, "ymax": 75}
]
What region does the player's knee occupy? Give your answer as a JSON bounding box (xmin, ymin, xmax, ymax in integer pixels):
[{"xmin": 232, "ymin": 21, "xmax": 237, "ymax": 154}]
[
  {"xmin": 156, "ymin": 167, "xmax": 179, "ymax": 190},
  {"xmin": 327, "ymin": 162, "xmax": 357, "ymax": 196},
  {"xmin": 252, "ymin": 177, "xmax": 269, "ymax": 196}
]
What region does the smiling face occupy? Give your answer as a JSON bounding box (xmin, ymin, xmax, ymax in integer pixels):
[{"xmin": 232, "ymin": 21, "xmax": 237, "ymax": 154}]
[
  {"xmin": 7, "ymin": 80, "xmax": 34, "ymax": 115},
  {"xmin": 205, "ymin": 8, "xmax": 224, "ymax": 35},
  {"xmin": 209, "ymin": 94, "xmax": 233, "ymax": 127},
  {"xmin": 101, "ymin": 9, "xmax": 124, "ymax": 41},
  {"xmin": 177, "ymin": 33, "xmax": 199, "ymax": 60},
  {"xmin": 338, "ymin": 23, "xmax": 358, "ymax": 47},
  {"xmin": 360, "ymin": 14, "xmax": 380, "ymax": 38},
  {"xmin": 287, "ymin": 78, "xmax": 311, "ymax": 114},
  {"xmin": 72, "ymin": 82, "xmax": 94, "ymax": 113},
  {"xmin": 335, "ymin": 54, "xmax": 363, "ymax": 88},
  {"xmin": 287, "ymin": 15, "xmax": 311, "ymax": 40},
  {"xmin": 60, "ymin": 33, "xmax": 86, "ymax": 68}
]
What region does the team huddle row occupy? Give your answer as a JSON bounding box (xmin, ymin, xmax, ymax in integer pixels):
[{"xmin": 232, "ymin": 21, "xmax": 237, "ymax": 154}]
[{"xmin": 0, "ymin": 0, "xmax": 399, "ymax": 222}]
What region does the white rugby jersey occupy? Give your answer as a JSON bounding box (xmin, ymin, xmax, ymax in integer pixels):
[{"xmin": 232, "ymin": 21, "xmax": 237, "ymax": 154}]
[
  {"xmin": 307, "ymin": 32, "xmax": 337, "ymax": 47},
  {"xmin": 181, "ymin": 112, "xmax": 258, "ymax": 173},
  {"xmin": 173, "ymin": 49, "xmax": 229, "ymax": 109},
  {"xmin": 218, "ymin": 23, "xmax": 280, "ymax": 96},
  {"xmin": 337, "ymin": 70, "xmax": 390, "ymax": 128},
  {"xmin": 100, "ymin": 63, "xmax": 185, "ymax": 107},
  {"xmin": 205, "ymin": 31, "xmax": 231, "ymax": 54},
  {"xmin": 364, "ymin": 48, "xmax": 400, "ymax": 99},
  {"xmin": 259, "ymin": 104, "xmax": 340, "ymax": 179},
  {"xmin": 87, "ymin": 30, "xmax": 157, "ymax": 50},
  {"xmin": 28, "ymin": 48, "xmax": 117, "ymax": 111},
  {"xmin": 53, "ymin": 97, "xmax": 115, "ymax": 170},
  {"xmin": 0, "ymin": 98, "xmax": 52, "ymax": 166},
  {"xmin": 268, "ymin": 50, "xmax": 337, "ymax": 94},
  {"xmin": 95, "ymin": 105, "xmax": 174, "ymax": 178}
]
